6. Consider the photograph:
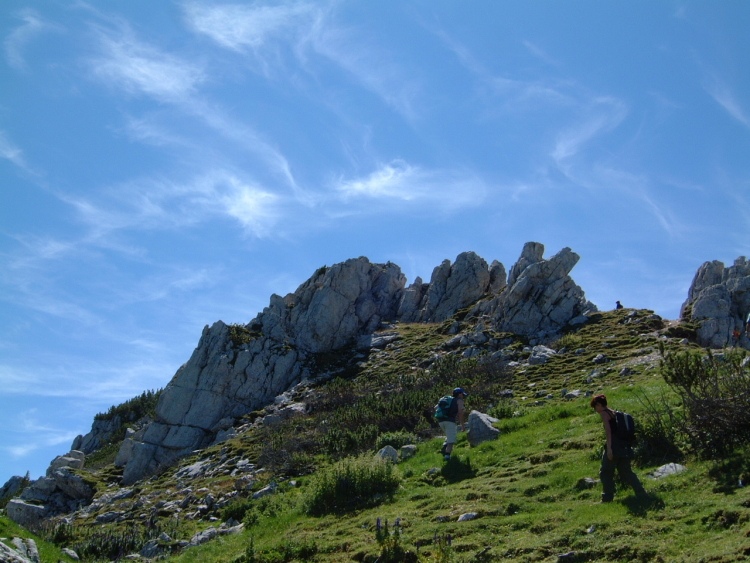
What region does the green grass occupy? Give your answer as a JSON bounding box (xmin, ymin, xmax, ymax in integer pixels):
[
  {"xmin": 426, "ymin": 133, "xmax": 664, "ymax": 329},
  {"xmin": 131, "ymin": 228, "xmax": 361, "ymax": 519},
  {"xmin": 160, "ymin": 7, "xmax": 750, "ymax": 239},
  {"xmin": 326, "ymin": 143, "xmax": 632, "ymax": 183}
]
[{"xmin": 163, "ymin": 385, "xmax": 750, "ymax": 562}]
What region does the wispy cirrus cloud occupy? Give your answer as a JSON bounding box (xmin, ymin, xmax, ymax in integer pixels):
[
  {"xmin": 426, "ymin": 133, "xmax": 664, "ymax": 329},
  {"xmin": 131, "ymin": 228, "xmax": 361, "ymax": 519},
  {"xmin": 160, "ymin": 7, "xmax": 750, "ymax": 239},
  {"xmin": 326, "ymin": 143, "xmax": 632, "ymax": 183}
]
[
  {"xmin": 88, "ymin": 24, "xmax": 205, "ymax": 101},
  {"xmin": 87, "ymin": 20, "xmax": 301, "ymax": 193},
  {"xmin": 5, "ymin": 409, "xmax": 76, "ymax": 459},
  {"xmin": 183, "ymin": 1, "xmax": 422, "ymax": 120},
  {"xmin": 0, "ymin": 131, "xmax": 30, "ymax": 171},
  {"xmin": 703, "ymin": 75, "xmax": 750, "ymax": 128},
  {"xmin": 551, "ymin": 96, "xmax": 628, "ymax": 167},
  {"xmin": 3, "ymin": 9, "xmax": 55, "ymax": 70},
  {"xmin": 182, "ymin": 1, "xmax": 318, "ymax": 53},
  {"xmin": 61, "ymin": 171, "xmax": 282, "ymax": 239},
  {"xmin": 334, "ymin": 160, "xmax": 486, "ymax": 212}
]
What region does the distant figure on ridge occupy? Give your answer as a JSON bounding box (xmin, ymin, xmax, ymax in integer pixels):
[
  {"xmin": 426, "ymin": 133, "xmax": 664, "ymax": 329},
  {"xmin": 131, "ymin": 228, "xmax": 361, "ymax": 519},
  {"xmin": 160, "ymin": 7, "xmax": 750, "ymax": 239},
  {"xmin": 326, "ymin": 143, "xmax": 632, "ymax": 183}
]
[
  {"xmin": 434, "ymin": 387, "xmax": 467, "ymax": 461},
  {"xmin": 615, "ymin": 301, "xmax": 623, "ymax": 310},
  {"xmin": 590, "ymin": 394, "xmax": 649, "ymax": 503}
]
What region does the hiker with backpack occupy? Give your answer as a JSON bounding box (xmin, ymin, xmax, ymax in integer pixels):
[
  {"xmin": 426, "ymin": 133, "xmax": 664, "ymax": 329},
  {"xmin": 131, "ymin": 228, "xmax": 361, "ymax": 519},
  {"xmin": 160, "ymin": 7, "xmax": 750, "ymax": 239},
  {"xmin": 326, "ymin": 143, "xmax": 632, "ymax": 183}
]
[
  {"xmin": 435, "ymin": 387, "xmax": 467, "ymax": 461},
  {"xmin": 590, "ymin": 394, "xmax": 649, "ymax": 503}
]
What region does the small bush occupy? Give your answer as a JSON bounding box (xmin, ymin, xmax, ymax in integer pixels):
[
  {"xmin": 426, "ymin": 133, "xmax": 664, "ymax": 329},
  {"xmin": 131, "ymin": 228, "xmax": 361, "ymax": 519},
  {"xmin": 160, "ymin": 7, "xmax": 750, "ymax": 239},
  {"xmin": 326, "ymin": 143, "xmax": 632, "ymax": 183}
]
[
  {"xmin": 488, "ymin": 398, "xmax": 521, "ymax": 420},
  {"xmin": 302, "ymin": 455, "xmax": 401, "ymax": 516},
  {"xmin": 659, "ymin": 345, "xmax": 750, "ymax": 457},
  {"xmin": 633, "ymin": 390, "xmax": 685, "ymax": 465},
  {"xmin": 376, "ymin": 431, "xmax": 417, "ymax": 450},
  {"xmin": 221, "ymin": 497, "xmax": 255, "ymax": 523}
]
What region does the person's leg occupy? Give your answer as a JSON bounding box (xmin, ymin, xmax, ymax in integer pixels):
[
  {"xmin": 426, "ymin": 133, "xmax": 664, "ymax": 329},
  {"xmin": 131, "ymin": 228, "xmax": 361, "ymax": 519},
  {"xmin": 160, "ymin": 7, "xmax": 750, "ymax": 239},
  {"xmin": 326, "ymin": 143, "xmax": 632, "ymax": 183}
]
[
  {"xmin": 616, "ymin": 458, "xmax": 648, "ymax": 498},
  {"xmin": 440, "ymin": 421, "xmax": 457, "ymax": 459},
  {"xmin": 599, "ymin": 450, "xmax": 616, "ymax": 502}
]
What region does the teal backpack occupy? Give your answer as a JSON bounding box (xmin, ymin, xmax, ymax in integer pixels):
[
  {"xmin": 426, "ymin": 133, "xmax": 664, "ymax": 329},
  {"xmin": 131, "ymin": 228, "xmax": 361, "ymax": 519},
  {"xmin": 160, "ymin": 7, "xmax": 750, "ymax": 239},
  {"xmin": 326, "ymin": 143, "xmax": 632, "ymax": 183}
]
[{"xmin": 434, "ymin": 396, "xmax": 454, "ymax": 421}]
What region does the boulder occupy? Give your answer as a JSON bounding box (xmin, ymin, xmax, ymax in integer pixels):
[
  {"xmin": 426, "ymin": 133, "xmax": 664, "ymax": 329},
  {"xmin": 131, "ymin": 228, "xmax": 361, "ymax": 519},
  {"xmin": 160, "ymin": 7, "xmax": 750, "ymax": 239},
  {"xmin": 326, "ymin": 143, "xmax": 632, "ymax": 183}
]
[
  {"xmin": 5, "ymin": 499, "xmax": 48, "ymax": 528},
  {"xmin": 400, "ymin": 444, "xmax": 417, "ymax": 460},
  {"xmin": 466, "ymin": 410, "xmax": 500, "ymax": 447},
  {"xmin": 528, "ymin": 345, "xmax": 556, "ymax": 365},
  {"xmin": 46, "ymin": 450, "xmax": 85, "ymax": 475},
  {"xmin": 376, "ymin": 445, "xmax": 399, "ymax": 463}
]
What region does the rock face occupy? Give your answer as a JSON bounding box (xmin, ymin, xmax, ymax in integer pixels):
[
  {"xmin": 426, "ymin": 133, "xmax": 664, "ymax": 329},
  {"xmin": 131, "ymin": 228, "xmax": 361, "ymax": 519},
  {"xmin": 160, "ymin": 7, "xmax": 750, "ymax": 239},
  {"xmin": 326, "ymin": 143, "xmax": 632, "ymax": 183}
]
[
  {"xmin": 108, "ymin": 244, "xmax": 594, "ymax": 484},
  {"xmin": 6, "ymin": 452, "xmax": 94, "ymax": 528},
  {"xmin": 492, "ymin": 244, "xmax": 594, "ymax": 339},
  {"xmin": 120, "ymin": 257, "xmax": 409, "ymax": 484},
  {"xmin": 72, "ymin": 414, "xmax": 125, "ymax": 454},
  {"xmin": 680, "ymin": 256, "xmax": 750, "ymax": 348}
]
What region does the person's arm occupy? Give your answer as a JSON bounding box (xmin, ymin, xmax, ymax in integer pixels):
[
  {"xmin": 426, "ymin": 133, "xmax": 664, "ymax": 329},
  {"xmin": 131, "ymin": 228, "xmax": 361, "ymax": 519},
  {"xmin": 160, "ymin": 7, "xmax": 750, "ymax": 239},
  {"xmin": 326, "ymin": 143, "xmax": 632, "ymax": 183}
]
[
  {"xmin": 457, "ymin": 398, "xmax": 466, "ymax": 429},
  {"xmin": 600, "ymin": 410, "xmax": 614, "ymax": 460}
]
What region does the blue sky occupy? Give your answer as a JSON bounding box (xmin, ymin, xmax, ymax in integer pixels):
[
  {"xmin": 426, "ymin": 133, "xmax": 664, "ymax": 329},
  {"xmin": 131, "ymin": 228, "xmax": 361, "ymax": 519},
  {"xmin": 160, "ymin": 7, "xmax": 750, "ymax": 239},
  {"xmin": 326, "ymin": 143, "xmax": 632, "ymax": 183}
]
[{"xmin": 2, "ymin": 1, "xmax": 749, "ymax": 484}]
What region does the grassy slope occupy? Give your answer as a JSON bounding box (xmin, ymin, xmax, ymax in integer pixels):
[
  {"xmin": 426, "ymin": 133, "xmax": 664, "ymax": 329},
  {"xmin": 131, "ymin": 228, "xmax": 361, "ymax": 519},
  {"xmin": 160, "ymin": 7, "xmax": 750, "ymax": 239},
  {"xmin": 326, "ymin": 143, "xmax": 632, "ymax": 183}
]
[
  {"xmin": 3, "ymin": 309, "xmax": 750, "ymax": 562},
  {"xmin": 166, "ymin": 310, "xmax": 750, "ymax": 562}
]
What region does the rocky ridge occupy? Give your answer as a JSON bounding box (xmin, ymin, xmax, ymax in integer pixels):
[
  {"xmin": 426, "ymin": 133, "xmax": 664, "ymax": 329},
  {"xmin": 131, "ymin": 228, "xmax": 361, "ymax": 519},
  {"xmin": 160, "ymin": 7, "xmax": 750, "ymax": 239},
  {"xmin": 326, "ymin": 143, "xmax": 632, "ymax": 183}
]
[{"xmin": 115, "ymin": 242, "xmax": 593, "ymax": 486}]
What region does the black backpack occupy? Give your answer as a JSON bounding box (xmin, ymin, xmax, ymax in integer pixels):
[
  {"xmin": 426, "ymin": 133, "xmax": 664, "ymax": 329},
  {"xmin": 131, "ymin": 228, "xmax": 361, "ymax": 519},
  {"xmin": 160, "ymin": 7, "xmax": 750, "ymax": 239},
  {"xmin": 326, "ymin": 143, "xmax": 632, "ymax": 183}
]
[
  {"xmin": 614, "ymin": 410, "xmax": 636, "ymax": 445},
  {"xmin": 434, "ymin": 396, "xmax": 454, "ymax": 421}
]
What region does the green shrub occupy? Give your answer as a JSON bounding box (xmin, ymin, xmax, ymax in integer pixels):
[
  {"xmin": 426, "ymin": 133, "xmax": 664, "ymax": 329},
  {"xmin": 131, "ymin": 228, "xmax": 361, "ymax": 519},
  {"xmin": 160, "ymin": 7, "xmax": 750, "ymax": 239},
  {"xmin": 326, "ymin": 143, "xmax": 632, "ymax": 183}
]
[
  {"xmin": 633, "ymin": 389, "xmax": 685, "ymax": 465},
  {"xmin": 660, "ymin": 345, "xmax": 750, "ymax": 457},
  {"xmin": 488, "ymin": 398, "xmax": 521, "ymax": 420},
  {"xmin": 322, "ymin": 424, "xmax": 379, "ymax": 457},
  {"xmin": 302, "ymin": 455, "xmax": 401, "ymax": 516},
  {"xmin": 376, "ymin": 431, "xmax": 417, "ymax": 450},
  {"xmin": 221, "ymin": 497, "xmax": 255, "ymax": 523}
]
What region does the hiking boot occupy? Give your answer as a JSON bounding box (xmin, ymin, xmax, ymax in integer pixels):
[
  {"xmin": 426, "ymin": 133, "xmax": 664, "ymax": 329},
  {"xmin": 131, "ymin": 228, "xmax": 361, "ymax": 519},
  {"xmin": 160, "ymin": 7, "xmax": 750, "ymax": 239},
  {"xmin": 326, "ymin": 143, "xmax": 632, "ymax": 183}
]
[{"xmin": 443, "ymin": 454, "xmax": 451, "ymax": 461}]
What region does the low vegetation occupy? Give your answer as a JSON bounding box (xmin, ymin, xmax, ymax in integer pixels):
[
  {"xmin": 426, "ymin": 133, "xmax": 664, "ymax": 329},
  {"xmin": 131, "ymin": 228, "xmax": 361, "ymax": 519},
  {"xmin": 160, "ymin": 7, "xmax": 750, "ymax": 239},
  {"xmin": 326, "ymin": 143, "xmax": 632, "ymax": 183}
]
[{"xmin": 3, "ymin": 309, "xmax": 750, "ymax": 562}]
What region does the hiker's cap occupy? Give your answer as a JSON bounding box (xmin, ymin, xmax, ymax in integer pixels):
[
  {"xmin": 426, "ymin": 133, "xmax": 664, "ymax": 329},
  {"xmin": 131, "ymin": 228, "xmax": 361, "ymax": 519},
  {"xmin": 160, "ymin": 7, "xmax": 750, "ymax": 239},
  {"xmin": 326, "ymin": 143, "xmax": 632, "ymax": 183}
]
[{"xmin": 453, "ymin": 387, "xmax": 468, "ymax": 396}]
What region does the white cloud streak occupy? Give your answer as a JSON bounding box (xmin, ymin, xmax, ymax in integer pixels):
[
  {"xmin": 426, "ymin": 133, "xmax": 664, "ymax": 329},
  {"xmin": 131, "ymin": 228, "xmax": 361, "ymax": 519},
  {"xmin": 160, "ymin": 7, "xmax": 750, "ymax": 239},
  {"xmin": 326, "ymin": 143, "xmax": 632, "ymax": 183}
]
[
  {"xmin": 183, "ymin": 1, "xmax": 317, "ymax": 53},
  {"xmin": 61, "ymin": 171, "xmax": 282, "ymax": 239},
  {"xmin": 3, "ymin": 9, "xmax": 49, "ymax": 70},
  {"xmin": 0, "ymin": 130, "xmax": 29, "ymax": 170},
  {"xmin": 183, "ymin": 1, "xmax": 422, "ymax": 120},
  {"xmin": 334, "ymin": 160, "xmax": 487, "ymax": 212},
  {"xmin": 704, "ymin": 76, "xmax": 750, "ymax": 128},
  {"xmin": 89, "ymin": 25, "xmax": 205, "ymax": 101}
]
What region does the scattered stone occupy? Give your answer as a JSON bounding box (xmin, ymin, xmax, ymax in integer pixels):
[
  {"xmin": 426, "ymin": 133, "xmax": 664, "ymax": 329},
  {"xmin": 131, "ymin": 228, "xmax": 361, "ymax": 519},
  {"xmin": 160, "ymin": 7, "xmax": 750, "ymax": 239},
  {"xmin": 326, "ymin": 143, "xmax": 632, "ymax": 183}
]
[
  {"xmin": 95, "ymin": 511, "xmax": 123, "ymax": 523},
  {"xmin": 575, "ymin": 478, "xmax": 599, "ymax": 490},
  {"xmin": 528, "ymin": 345, "xmax": 556, "ymax": 365},
  {"xmin": 592, "ymin": 354, "xmax": 609, "ymax": 364},
  {"xmin": 457, "ymin": 512, "xmax": 478, "ymax": 522},
  {"xmin": 400, "ymin": 445, "xmax": 417, "ymax": 460},
  {"xmin": 252, "ymin": 482, "xmax": 278, "ymax": 500},
  {"xmin": 648, "ymin": 463, "xmax": 687, "ymax": 479}
]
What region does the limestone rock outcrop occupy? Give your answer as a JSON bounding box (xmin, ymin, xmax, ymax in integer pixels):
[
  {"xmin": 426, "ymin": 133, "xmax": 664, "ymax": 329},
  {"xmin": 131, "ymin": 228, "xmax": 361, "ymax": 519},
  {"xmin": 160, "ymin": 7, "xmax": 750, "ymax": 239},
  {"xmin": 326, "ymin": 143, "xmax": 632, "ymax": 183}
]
[
  {"xmin": 120, "ymin": 257, "xmax": 408, "ymax": 484},
  {"xmin": 107, "ymin": 244, "xmax": 594, "ymax": 485},
  {"xmin": 680, "ymin": 256, "xmax": 750, "ymax": 348},
  {"xmin": 6, "ymin": 457, "xmax": 94, "ymax": 528}
]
